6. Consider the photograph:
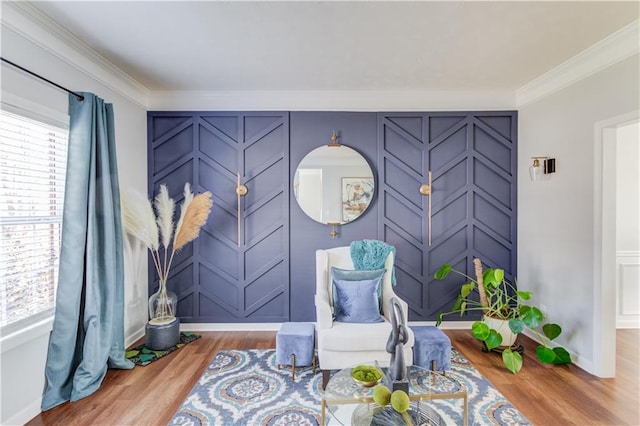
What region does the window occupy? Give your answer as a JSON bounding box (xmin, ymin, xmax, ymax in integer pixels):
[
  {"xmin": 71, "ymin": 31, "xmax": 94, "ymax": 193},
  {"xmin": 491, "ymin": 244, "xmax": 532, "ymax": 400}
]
[{"xmin": 0, "ymin": 109, "xmax": 68, "ymax": 333}]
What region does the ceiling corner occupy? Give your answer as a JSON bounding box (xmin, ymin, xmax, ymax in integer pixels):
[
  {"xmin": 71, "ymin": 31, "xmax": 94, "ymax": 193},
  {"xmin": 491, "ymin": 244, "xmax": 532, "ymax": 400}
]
[
  {"xmin": 516, "ymin": 20, "xmax": 640, "ymax": 107},
  {"xmin": 1, "ymin": 1, "xmax": 150, "ymax": 108}
]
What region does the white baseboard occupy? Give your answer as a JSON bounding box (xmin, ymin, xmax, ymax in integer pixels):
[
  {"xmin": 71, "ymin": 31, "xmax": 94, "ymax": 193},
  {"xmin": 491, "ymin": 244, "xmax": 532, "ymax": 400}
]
[
  {"xmin": 409, "ymin": 321, "xmax": 474, "ymax": 329},
  {"xmin": 3, "ymin": 398, "xmax": 41, "ymax": 426},
  {"xmin": 125, "ymin": 326, "xmax": 145, "ymax": 348},
  {"xmin": 172, "ymin": 321, "xmax": 475, "ymax": 333},
  {"xmin": 616, "ymin": 320, "xmax": 640, "ymax": 329},
  {"xmin": 179, "ymin": 323, "xmax": 283, "ymax": 332},
  {"xmin": 521, "ymin": 328, "xmax": 594, "ymax": 375}
]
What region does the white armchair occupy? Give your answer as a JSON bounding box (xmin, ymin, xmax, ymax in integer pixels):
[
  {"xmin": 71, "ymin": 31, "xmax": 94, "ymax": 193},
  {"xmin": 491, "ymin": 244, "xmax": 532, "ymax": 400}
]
[{"xmin": 315, "ymin": 246, "xmax": 414, "ymax": 389}]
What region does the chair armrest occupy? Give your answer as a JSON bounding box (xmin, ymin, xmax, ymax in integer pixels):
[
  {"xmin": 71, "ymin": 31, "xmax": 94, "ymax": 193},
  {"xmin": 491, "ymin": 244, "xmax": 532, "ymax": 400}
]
[{"xmin": 315, "ymin": 294, "xmax": 333, "ymax": 330}]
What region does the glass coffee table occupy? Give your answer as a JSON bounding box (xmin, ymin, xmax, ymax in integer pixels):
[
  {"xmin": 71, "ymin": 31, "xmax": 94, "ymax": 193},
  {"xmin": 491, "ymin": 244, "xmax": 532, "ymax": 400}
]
[{"xmin": 321, "ymin": 361, "xmax": 468, "ymax": 426}]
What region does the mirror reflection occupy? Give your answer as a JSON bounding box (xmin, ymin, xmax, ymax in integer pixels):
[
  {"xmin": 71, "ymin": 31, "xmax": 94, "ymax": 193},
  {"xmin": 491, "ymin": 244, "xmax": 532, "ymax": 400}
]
[{"xmin": 294, "ymin": 145, "xmax": 375, "ymax": 225}]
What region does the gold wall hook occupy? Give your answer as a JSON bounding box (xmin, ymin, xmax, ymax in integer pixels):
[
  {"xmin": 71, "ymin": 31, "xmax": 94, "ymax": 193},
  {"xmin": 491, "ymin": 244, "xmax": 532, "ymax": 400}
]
[
  {"xmin": 419, "ymin": 183, "xmax": 431, "ymax": 195},
  {"xmin": 327, "ymin": 222, "xmax": 340, "ymax": 239},
  {"xmin": 328, "ymin": 130, "xmax": 341, "ymax": 147}
]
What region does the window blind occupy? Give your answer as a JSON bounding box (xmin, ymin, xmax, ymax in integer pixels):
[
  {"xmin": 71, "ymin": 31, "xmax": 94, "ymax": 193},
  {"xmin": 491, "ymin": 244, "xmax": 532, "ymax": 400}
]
[{"xmin": 0, "ymin": 109, "xmax": 68, "ymax": 332}]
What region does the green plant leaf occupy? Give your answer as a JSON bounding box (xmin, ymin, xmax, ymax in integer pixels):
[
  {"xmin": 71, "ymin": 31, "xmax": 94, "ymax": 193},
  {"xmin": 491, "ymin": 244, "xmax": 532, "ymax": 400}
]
[
  {"xmin": 552, "ymin": 347, "xmax": 572, "ymax": 365},
  {"xmin": 471, "ymin": 321, "xmax": 490, "ymax": 340},
  {"xmin": 452, "ymin": 295, "xmax": 463, "ymax": 312},
  {"xmin": 434, "ymin": 264, "xmax": 452, "ymax": 280},
  {"xmin": 517, "ymin": 291, "xmax": 532, "ymax": 300},
  {"xmin": 521, "ymin": 306, "xmax": 543, "ymax": 328},
  {"xmin": 536, "ymin": 345, "xmax": 557, "ymax": 363},
  {"xmin": 460, "ymin": 301, "xmax": 467, "ymax": 315},
  {"xmin": 543, "ymin": 323, "xmax": 562, "ymax": 340},
  {"xmin": 484, "ymin": 329, "xmax": 502, "ymax": 350},
  {"xmin": 484, "ymin": 268, "xmax": 499, "ymax": 287},
  {"xmin": 519, "ymin": 305, "xmax": 530, "ymax": 316},
  {"xmin": 494, "ymin": 268, "xmax": 505, "ymax": 283},
  {"xmin": 508, "ymin": 318, "xmax": 524, "ymax": 334},
  {"xmin": 502, "ymin": 349, "xmax": 523, "ymax": 374},
  {"xmin": 460, "ymin": 282, "xmax": 475, "ymax": 298},
  {"xmin": 436, "ymin": 312, "xmax": 444, "ymax": 326}
]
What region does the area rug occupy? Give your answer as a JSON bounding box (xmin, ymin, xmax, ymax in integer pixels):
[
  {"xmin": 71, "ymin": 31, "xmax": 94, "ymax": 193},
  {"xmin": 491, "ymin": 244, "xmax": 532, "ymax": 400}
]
[
  {"xmin": 126, "ymin": 332, "xmax": 201, "ymax": 366},
  {"xmin": 169, "ymin": 347, "xmax": 530, "ymax": 425}
]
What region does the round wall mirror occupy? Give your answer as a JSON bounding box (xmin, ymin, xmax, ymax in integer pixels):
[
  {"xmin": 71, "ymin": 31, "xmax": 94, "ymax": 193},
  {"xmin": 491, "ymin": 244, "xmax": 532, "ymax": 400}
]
[{"xmin": 293, "ymin": 145, "xmax": 375, "ymax": 225}]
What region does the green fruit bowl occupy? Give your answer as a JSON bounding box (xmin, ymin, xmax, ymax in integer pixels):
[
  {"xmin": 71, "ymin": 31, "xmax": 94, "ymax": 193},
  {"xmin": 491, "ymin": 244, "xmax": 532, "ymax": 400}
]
[{"xmin": 351, "ymin": 365, "xmax": 383, "ymax": 387}]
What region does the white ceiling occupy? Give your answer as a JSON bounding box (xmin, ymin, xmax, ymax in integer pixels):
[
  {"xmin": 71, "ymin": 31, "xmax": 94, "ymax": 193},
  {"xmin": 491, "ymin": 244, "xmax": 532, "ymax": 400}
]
[{"xmin": 28, "ymin": 1, "xmax": 640, "ymax": 93}]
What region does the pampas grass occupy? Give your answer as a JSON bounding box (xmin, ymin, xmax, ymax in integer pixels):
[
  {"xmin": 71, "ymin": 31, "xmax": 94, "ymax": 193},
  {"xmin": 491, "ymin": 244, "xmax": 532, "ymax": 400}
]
[
  {"xmin": 122, "ymin": 183, "xmax": 212, "ymax": 322},
  {"xmin": 173, "ymin": 192, "xmax": 213, "ymax": 251}
]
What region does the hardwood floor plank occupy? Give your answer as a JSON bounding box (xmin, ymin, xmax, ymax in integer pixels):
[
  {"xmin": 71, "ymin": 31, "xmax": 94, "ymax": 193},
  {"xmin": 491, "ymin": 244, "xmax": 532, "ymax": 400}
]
[{"xmin": 26, "ymin": 329, "xmax": 638, "ymax": 425}]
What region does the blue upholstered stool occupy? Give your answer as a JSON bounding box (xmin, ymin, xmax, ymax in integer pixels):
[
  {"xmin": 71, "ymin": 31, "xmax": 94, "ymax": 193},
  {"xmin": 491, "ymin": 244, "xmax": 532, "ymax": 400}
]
[
  {"xmin": 410, "ymin": 325, "xmax": 451, "ymax": 372},
  {"xmin": 276, "ymin": 322, "xmax": 316, "ymax": 380}
]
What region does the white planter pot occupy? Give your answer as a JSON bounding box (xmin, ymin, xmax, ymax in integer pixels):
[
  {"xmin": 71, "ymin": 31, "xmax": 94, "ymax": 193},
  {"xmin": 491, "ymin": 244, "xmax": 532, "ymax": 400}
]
[{"xmin": 483, "ymin": 316, "xmax": 518, "ymax": 347}]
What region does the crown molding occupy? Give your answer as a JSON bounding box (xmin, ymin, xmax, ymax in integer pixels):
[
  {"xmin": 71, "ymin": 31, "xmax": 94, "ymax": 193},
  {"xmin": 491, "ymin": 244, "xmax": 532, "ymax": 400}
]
[
  {"xmin": 3, "ymin": 1, "xmax": 635, "ymax": 111},
  {"xmin": 1, "ymin": 1, "xmax": 149, "ymax": 108},
  {"xmin": 147, "ymin": 89, "xmax": 516, "ymax": 111},
  {"xmin": 516, "ymin": 20, "xmax": 640, "ymax": 107}
]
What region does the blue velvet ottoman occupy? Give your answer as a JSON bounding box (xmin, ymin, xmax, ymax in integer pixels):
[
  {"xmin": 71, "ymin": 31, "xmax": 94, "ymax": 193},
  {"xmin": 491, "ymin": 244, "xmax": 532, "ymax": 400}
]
[
  {"xmin": 276, "ymin": 322, "xmax": 316, "ymax": 380},
  {"xmin": 410, "ymin": 325, "xmax": 451, "ymax": 372}
]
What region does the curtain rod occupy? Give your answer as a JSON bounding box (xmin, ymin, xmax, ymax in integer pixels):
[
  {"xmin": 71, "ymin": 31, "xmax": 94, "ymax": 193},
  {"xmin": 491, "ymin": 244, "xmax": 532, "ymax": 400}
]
[{"xmin": 1, "ymin": 57, "xmax": 85, "ymax": 102}]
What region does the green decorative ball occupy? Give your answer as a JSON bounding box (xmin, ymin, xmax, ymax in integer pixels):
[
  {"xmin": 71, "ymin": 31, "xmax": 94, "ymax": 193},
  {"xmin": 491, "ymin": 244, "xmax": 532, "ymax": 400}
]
[
  {"xmin": 372, "ymin": 384, "xmax": 391, "ymax": 406},
  {"xmin": 390, "ymin": 390, "xmax": 410, "ymax": 413}
]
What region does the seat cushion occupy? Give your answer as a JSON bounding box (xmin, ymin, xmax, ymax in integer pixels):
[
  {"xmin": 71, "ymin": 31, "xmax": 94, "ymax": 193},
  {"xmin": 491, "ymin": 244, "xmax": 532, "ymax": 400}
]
[{"xmin": 319, "ymin": 321, "xmax": 396, "ymax": 352}]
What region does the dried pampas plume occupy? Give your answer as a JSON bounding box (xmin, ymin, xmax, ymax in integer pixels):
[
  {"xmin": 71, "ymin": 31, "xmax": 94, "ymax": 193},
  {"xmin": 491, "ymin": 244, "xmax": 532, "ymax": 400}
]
[
  {"xmin": 122, "ymin": 188, "xmax": 159, "ymax": 251},
  {"xmin": 174, "ymin": 183, "xmax": 194, "ymax": 241},
  {"xmin": 122, "ymin": 183, "xmax": 212, "ymax": 288},
  {"xmin": 155, "ymin": 185, "xmax": 175, "ymax": 250},
  {"xmin": 173, "ymin": 192, "xmax": 213, "ymax": 252}
]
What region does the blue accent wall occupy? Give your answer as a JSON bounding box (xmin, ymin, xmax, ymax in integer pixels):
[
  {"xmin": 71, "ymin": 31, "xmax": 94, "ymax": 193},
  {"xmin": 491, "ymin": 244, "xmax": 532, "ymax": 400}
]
[
  {"xmin": 289, "ymin": 112, "xmax": 379, "ymax": 321},
  {"xmin": 378, "ymin": 112, "xmax": 517, "ymax": 321},
  {"xmin": 148, "ymin": 110, "xmax": 517, "ymax": 323}
]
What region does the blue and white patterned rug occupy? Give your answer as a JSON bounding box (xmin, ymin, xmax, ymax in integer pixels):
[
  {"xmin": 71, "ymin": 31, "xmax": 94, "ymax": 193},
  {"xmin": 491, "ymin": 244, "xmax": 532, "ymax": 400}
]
[{"xmin": 169, "ymin": 348, "xmax": 530, "ymax": 426}]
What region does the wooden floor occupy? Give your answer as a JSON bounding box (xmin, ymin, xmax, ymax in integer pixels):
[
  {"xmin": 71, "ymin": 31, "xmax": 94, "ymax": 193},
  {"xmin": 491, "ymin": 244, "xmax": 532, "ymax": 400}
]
[{"xmin": 27, "ymin": 329, "xmax": 639, "ymax": 426}]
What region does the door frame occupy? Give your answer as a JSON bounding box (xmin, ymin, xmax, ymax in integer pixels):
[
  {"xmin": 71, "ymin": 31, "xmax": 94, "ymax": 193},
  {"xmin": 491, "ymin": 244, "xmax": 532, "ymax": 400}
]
[{"xmin": 592, "ymin": 109, "xmax": 639, "ymax": 377}]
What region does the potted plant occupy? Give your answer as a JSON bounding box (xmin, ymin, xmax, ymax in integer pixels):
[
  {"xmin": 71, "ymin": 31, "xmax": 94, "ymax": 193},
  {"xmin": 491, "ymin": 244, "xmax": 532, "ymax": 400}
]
[
  {"xmin": 123, "ymin": 183, "xmax": 212, "ymax": 349},
  {"xmin": 434, "ymin": 258, "xmax": 571, "ymax": 373}
]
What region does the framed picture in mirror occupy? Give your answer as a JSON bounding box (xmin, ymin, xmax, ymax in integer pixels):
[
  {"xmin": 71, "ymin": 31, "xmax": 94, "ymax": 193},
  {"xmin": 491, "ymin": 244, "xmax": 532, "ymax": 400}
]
[{"xmin": 342, "ymin": 177, "xmax": 374, "ymax": 222}]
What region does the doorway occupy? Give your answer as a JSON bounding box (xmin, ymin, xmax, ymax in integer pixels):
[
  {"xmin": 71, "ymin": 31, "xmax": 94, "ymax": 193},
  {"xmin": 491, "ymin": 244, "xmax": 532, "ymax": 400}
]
[{"xmin": 594, "ymin": 110, "xmax": 640, "ymax": 378}]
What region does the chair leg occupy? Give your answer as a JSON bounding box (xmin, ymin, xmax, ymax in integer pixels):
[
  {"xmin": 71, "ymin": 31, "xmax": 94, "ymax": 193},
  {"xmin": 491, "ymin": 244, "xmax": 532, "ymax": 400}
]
[{"xmin": 322, "ymin": 369, "xmax": 330, "ymax": 390}]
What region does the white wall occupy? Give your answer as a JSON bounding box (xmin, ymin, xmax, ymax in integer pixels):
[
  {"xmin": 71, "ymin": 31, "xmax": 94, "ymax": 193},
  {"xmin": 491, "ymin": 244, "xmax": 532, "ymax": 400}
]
[
  {"xmin": 616, "ymin": 122, "xmax": 640, "ymax": 328},
  {"xmin": 518, "ymin": 54, "xmax": 640, "ymax": 371},
  {"xmin": 0, "ymin": 26, "xmax": 147, "ymax": 426}
]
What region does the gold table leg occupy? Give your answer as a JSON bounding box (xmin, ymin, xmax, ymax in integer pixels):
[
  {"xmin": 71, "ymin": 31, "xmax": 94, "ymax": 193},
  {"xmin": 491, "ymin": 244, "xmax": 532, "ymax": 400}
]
[{"xmin": 464, "ymin": 392, "xmax": 468, "ymax": 426}]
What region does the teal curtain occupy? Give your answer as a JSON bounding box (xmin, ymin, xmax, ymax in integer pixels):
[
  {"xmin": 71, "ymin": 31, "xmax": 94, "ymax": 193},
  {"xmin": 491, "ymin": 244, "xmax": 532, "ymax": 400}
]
[{"xmin": 41, "ymin": 93, "xmax": 134, "ymax": 411}]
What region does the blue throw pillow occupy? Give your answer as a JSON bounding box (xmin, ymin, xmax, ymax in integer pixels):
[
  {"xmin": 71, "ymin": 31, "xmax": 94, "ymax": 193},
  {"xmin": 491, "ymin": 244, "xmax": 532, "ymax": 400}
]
[
  {"xmin": 331, "ymin": 267, "xmax": 385, "ymax": 315},
  {"xmin": 332, "ymin": 277, "xmax": 384, "ymax": 323}
]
